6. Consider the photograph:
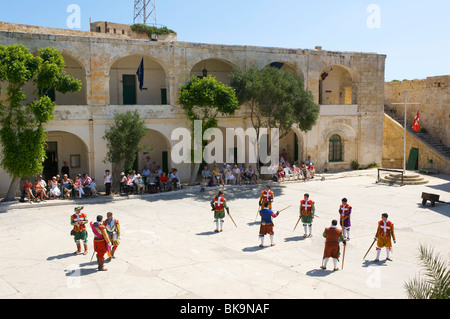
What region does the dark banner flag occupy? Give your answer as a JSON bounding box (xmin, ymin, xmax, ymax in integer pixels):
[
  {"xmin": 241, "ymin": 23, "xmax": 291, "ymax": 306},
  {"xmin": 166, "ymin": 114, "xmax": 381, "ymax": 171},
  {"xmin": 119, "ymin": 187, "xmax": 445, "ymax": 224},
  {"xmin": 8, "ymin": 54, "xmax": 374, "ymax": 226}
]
[{"xmin": 136, "ymin": 57, "xmax": 145, "ymax": 91}]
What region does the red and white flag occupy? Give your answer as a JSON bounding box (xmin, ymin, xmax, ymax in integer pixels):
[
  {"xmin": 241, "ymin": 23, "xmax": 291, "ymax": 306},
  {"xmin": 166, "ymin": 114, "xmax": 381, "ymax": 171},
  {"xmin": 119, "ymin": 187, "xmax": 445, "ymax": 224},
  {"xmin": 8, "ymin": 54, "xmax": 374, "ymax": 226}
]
[{"xmin": 412, "ymin": 111, "xmax": 420, "ymax": 131}]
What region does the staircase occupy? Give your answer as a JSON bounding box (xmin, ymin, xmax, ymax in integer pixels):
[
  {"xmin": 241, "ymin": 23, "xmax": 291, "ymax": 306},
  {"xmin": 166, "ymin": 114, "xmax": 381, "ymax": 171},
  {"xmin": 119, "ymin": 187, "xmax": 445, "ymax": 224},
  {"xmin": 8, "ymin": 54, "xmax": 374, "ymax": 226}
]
[{"xmin": 384, "ymin": 106, "xmax": 450, "ymax": 160}]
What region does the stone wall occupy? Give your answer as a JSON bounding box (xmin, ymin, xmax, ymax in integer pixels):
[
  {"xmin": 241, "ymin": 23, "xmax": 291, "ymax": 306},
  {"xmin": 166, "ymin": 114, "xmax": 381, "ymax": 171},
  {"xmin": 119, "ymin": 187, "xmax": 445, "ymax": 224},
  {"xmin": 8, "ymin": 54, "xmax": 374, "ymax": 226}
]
[
  {"xmin": 382, "ymin": 114, "xmax": 450, "ymax": 174},
  {"xmin": 384, "ymin": 76, "xmax": 450, "ymax": 147}
]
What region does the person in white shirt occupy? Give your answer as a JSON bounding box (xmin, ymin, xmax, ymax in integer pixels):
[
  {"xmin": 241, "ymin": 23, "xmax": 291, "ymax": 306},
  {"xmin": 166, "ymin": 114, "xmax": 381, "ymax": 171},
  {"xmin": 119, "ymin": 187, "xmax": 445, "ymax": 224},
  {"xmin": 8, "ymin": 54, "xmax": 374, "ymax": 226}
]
[
  {"xmin": 104, "ymin": 170, "xmax": 112, "ymax": 196},
  {"xmin": 232, "ymin": 164, "xmax": 241, "ymax": 185}
]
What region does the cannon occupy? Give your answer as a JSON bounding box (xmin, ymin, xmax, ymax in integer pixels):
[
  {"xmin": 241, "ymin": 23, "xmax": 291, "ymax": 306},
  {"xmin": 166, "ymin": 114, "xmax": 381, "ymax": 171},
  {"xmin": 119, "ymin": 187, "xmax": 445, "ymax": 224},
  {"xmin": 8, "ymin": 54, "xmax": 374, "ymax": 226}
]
[{"xmin": 421, "ymin": 192, "xmax": 446, "ymax": 207}]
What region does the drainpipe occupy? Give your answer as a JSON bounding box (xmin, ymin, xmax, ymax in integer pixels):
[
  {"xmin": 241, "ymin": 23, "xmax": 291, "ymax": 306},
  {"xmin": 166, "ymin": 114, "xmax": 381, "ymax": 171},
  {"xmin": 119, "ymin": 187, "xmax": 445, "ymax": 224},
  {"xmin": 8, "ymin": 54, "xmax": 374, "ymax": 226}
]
[{"xmin": 88, "ymin": 118, "xmax": 95, "ymax": 179}]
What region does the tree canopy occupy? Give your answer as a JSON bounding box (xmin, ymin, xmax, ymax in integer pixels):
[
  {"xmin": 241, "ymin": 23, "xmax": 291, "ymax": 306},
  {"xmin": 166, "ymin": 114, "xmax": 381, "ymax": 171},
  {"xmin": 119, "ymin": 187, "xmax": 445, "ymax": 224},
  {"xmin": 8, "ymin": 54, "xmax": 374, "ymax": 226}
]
[
  {"xmin": 0, "ymin": 44, "xmax": 81, "ymax": 200},
  {"xmin": 229, "ymin": 64, "xmax": 320, "ymax": 138}
]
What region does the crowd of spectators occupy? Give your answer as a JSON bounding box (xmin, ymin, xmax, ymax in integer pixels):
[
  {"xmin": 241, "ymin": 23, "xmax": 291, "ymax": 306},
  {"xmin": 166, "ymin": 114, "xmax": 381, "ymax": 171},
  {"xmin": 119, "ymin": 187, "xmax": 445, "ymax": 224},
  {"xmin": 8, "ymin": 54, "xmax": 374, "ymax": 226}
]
[{"xmin": 20, "ymin": 173, "xmax": 97, "ymax": 203}]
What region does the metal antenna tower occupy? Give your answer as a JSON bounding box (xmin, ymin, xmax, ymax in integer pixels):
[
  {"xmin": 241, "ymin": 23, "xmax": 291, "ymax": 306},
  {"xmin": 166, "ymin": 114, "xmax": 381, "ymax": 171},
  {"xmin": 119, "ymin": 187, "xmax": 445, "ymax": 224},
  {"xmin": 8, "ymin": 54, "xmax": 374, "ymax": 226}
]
[{"xmin": 133, "ymin": 0, "xmax": 157, "ymax": 25}]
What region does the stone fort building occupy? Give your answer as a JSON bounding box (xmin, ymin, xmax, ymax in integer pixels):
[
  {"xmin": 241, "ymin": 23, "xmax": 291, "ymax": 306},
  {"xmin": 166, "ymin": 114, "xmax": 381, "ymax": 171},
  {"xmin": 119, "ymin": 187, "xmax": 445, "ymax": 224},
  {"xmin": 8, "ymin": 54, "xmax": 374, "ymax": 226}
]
[{"xmin": 0, "ymin": 21, "xmax": 386, "ymax": 195}]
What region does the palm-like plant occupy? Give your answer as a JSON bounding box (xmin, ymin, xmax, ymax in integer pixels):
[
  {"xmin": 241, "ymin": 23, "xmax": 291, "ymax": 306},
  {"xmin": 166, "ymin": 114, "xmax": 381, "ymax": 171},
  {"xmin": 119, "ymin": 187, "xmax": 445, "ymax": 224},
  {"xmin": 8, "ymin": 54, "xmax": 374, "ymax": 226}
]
[{"xmin": 404, "ymin": 244, "xmax": 450, "ymax": 299}]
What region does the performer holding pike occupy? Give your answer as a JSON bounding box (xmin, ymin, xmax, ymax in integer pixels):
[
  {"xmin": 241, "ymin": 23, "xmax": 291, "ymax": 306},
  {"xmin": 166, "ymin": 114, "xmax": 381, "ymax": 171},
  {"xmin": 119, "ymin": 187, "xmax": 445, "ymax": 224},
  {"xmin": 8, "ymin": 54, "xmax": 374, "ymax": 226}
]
[
  {"xmin": 103, "ymin": 212, "xmax": 121, "ymax": 259},
  {"xmin": 90, "ymin": 215, "xmax": 112, "ymax": 271},
  {"xmin": 259, "ymin": 202, "xmax": 279, "ymax": 247},
  {"xmin": 373, "ymin": 213, "xmax": 396, "ymax": 262},
  {"xmin": 320, "ymin": 220, "xmax": 346, "ymax": 271},
  {"xmin": 339, "ymin": 198, "xmax": 352, "ymax": 241}
]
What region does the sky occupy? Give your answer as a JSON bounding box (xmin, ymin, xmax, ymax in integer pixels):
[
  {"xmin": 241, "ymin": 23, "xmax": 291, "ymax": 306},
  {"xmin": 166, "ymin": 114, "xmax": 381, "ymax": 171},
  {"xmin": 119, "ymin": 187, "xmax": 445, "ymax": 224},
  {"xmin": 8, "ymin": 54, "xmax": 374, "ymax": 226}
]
[{"xmin": 1, "ymin": 0, "xmax": 449, "ymax": 81}]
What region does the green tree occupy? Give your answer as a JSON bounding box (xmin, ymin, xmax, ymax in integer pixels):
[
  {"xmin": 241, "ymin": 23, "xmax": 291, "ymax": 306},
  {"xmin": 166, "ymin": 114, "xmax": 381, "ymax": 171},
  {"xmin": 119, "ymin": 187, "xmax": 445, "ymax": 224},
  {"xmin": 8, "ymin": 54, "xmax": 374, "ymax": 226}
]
[
  {"xmin": 231, "ymin": 64, "xmax": 320, "ymax": 137},
  {"xmin": 103, "ymin": 110, "xmax": 148, "ymax": 191},
  {"xmin": 178, "ymin": 75, "xmax": 240, "ymax": 185},
  {"xmin": 0, "ymin": 44, "xmax": 81, "ymax": 201},
  {"xmin": 404, "ymin": 244, "xmax": 450, "ymax": 299},
  {"xmin": 229, "ymin": 65, "xmax": 320, "ymax": 170}
]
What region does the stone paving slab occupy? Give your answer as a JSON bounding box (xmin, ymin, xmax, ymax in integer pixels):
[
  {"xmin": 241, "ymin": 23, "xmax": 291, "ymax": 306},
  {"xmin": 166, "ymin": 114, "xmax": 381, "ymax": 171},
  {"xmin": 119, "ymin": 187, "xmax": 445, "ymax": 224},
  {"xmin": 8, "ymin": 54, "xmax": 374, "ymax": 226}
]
[{"xmin": 0, "ymin": 169, "xmax": 449, "ymax": 300}]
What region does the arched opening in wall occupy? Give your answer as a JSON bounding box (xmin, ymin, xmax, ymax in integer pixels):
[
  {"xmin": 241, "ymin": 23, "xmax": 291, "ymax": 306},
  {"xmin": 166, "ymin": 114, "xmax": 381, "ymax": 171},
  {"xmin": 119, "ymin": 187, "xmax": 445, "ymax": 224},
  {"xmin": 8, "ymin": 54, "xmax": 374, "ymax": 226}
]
[
  {"xmin": 137, "ymin": 129, "xmax": 171, "ymax": 176},
  {"xmin": 319, "ymin": 65, "xmax": 357, "ymax": 105},
  {"xmin": 328, "ymin": 134, "xmax": 343, "ymax": 162},
  {"xmin": 45, "ymin": 131, "xmax": 90, "ymax": 182},
  {"xmin": 56, "ymin": 53, "xmax": 87, "ymax": 105},
  {"xmin": 109, "ymin": 55, "xmax": 167, "ymax": 106},
  {"xmin": 265, "ymin": 61, "xmax": 305, "ymax": 85},
  {"xmin": 279, "ymin": 129, "xmax": 305, "ymax": 165},
  {"xmin": 190, "ymin": 59, "xmax": 235, "ymax": 85},
  {"xmin": 18, "ymin": 52, "xmax": 87, "ymax": 106}
]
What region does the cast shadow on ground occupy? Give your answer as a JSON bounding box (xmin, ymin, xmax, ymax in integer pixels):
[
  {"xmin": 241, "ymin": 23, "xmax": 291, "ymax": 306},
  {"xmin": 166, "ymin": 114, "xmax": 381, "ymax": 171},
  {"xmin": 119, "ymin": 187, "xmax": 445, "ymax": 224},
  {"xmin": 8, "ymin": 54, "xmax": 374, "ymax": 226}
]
[
  {"xmin": 361, "ymin": 259, "xmax": 389, "ymax": 268},
  {"xmin": 196, "ymin": 231, "xmax": 220, "ymax": 236},
  {"xmin": 242, "ymin": 245, "xmax": 265, "ymax": 253},
  {"xmin": 47, "ymin": 252, "xmax": 76, "ymax": 261},
  {"xmin": 284, "ymin": 236, "xmax": 308, "ymax": 243},
  {"xmin": 306, "ymin": 268, "xmax": 334, "ymax": 277}
]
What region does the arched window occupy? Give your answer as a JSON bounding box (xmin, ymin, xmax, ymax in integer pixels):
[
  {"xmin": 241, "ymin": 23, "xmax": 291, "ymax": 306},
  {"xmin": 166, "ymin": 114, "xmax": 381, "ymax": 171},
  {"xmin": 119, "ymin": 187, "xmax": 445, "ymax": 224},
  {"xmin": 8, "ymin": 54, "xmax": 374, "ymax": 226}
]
[{"xmin": 329, "ymin": 134, "xmax": 343, "ymax": 162}]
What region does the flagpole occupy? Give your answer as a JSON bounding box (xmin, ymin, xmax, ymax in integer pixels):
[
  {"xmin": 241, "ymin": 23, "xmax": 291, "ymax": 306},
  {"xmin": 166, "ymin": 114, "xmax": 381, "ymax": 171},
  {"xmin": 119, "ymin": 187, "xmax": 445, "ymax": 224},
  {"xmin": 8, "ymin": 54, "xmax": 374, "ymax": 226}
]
[
  {"xmin": 392, "ymin": 91, "xmax": 420, "ymax": 175},
  {"xmin": 404, "ymin": 90, "xmax": 407, "ymax": 174}
]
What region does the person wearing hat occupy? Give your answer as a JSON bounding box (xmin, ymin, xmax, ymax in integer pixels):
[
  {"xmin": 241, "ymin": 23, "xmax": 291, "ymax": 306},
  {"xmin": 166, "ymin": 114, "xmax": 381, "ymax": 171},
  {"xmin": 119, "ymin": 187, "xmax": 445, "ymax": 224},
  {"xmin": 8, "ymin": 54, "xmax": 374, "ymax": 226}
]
[
  {"xmin": 135, "ymin": 174, "xmax": 145, "ymax": 194},
  {"xmin": 70, "ymin": 206, "xmax": 88, "ymax": 255},
  {"xmin": 299, "ymin": 193, "xmax": 315, "ymax": 237}
]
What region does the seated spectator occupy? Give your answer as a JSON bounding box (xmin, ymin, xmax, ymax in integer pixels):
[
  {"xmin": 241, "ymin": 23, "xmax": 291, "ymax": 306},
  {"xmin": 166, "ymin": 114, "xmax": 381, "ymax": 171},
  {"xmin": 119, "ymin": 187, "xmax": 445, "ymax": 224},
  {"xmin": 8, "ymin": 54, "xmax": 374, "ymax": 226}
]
[
  {"xmin": 248, "ymin": 165, "xmax": 257, "ymax": 184},
  {"xmin": 61, "ymin": 174, "xmax": 73, "ymax": 199},
  {"xmin": 135, "ymin": 174, "xmax": 145, "ymax": 194},
  {"xmin": 300, "ymin": 162, "xmax": 309, "ymax": 181},
  {"xmin": 240, "ymin": 164, "xmax": 250, "ymax": 183},
  {"xmin": 224, "ymin": 166, "xmax": 234, "ymax": 185},
  {"xmin": 213, "ymin": 165, "xmax": 224, "ymax": 186},
  {"xmin": 82, "ymin": 173, "xmax": 92, "ymax": 196},
  {"xmin": 305, "ymin": 156, "xmax": 315, "ymax": 178},
  {"xmin": 90, "ymin": 178, "xmax": 98, "ymax": 196},
  {"xmin": 232, "ymin": 164, "xmax": 241, "ymax": 185},
  {"xmin": 22, "ymin": 178, "xmax": 35, "ymax": 203},
  {"xmin": 283, "ymin": 166, "xmax": 293, "ymax": 181},
  {"xmin": 169, "ymin": 169, "xmax": 180, "ymax": 190},
  {"xmin": 201, "ymin": 166, "xmax": 212, "ymax": 186},
  {"xmin": 82, "ymin": 173, "xmax": 92, "ymax": 187},
  {"xmin": 125, "ymin": 173, "xmax": 134, "ymax": 195},
  {"xmin": 159, "ymin": 172, "xmax": 169, "ymax": 192},
  {"xmin": 292, "ymin": 165, "xmax": 300, "ymax": 180},
  {"xmin": 147, "ymin": 173, "xmax": 158, "ymax": 193},
  {"xmin": 49, "ymin": 176, "xmax": 62, "ymax": 199},
  {"xmin": 35, "ymin": 176, "xmax": 49, "ymax": 200},
  {"xmin": 73, "ymin": 176, "xmax": 85, "ymax": 198},
  {"xmin": 142, "ymin": 166, "xmax": 151, "ymax": 184},
  {"xmin": 277, "ymin": 164, "xmax": 285, "ymax": 182}
]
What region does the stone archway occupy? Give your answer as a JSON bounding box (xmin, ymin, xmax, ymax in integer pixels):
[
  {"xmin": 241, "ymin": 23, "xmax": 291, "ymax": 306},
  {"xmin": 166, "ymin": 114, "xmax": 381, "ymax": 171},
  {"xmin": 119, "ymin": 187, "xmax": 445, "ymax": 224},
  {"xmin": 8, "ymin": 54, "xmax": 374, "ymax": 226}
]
[
  {"xmin": 45, "ymin": 131, "xmax": 90, "ymax": 181},
  {"xmin": 138, "ymin": 128, "xmax": 172, "ymax": 174},
  {"xmin": 109, "ymin": 55, "xmax": 168, "ymax": 105},
  {"xmin": 319, "ymin": 65, "xmax": 357, "ymax": 105},
  {"xmin": 190, "ymin": 58, "xmax": 235, "ymax": 85}
]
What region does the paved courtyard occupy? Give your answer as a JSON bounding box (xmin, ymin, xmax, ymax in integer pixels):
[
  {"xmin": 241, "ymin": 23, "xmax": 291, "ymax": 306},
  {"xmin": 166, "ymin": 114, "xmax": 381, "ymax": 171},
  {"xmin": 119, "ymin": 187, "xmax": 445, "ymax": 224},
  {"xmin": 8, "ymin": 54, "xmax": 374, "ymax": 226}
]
[{"xmin": 0, "ymin": 169, "xmax": 449, "ymax": 299}]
